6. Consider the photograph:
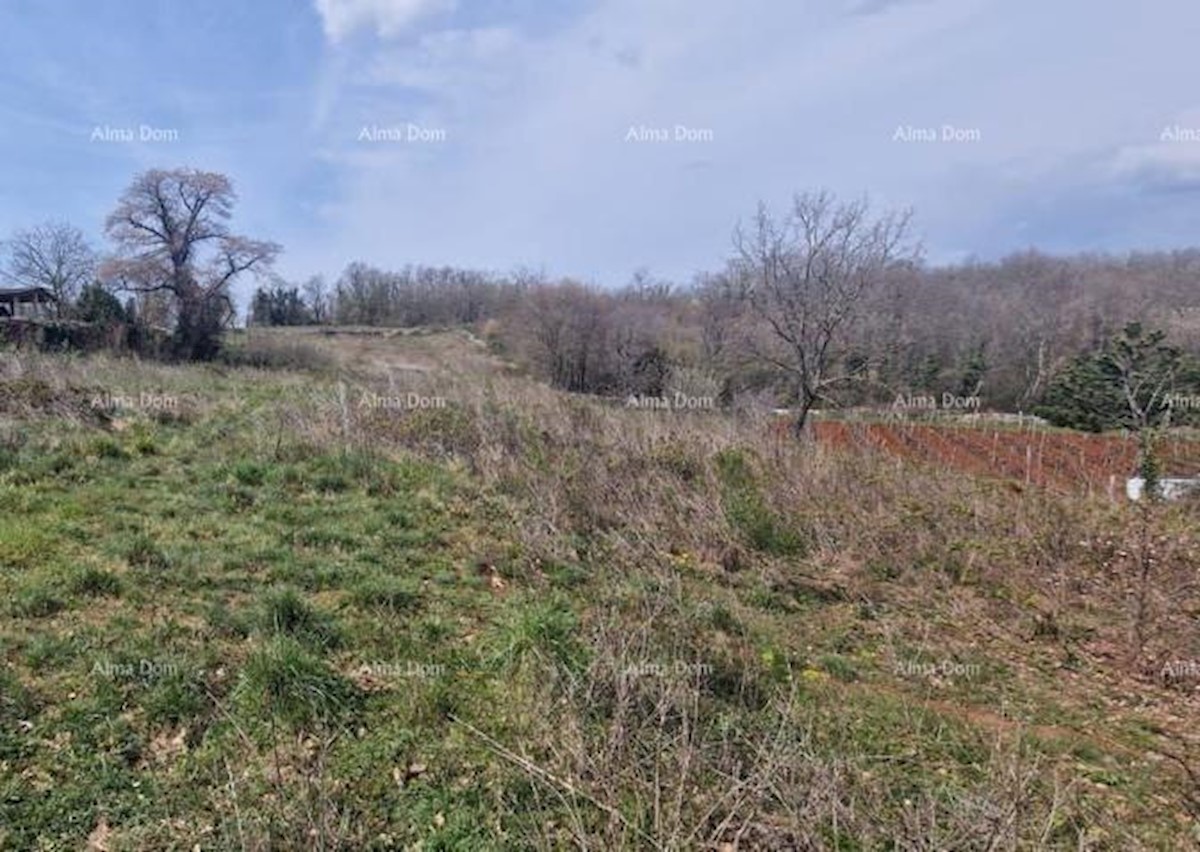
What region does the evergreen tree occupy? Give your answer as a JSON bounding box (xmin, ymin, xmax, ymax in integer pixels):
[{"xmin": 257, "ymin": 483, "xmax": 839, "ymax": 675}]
[
  {"xmin": 1035, "ymin": 323, "xmax": 1194, "ymax": 433},
  {"xmin": 958, "ymin": 343, "xmax": 988, "ymax": 397},
  {"xmin": 1034, "ymin": 352, "xmax": 1125, "ymax": 431},
  {"xmin": 76, "ymin": 283, "xmax": 128, "ymax": 326}
]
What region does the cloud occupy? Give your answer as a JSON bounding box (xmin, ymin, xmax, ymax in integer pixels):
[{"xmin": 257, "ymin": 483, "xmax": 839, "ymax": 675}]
[
  {"xmin": 842, "ymin": 0, "xmax": 932, "ymax": 16},
  {"xmin": 301, "ymin": 0, "xmax": 1000, "ymax": 282},
  {"xmin": 290, "ymin": 0, "xmax": 1200, "ymax": 285},
  {"xmin": 363, "ymin": 26, "xmax": 521, "ymax": 93},
  {"xmin": 1112, "ymin": 145, "xmax": 1200, "ymax": 193},
  {"xmin": 1110, "ymin": 112, "xmax": 1200, "ymax": 193},
  {"xmin": 313, "ymin": 0, "xmax": 453, "ymax": 42}
]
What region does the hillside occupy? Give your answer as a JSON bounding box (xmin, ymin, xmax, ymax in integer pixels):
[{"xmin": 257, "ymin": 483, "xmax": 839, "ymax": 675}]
[{"xmin": 2, "ymin": 328, "xmax": 1199, "ymax": 850}]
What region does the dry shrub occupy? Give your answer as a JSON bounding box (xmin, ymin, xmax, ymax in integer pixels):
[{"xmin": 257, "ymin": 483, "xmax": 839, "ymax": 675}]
[
  {"xmin": 474, "ymin": 595, "xmax": 1119, "ymax": 851},
  {"xmin": 220, "ymin": 335, "xmax": 335, "ymax": 372},
  {"xmin": 268, "ymin": 358, "xmax": 1200, "ymax": 676}
]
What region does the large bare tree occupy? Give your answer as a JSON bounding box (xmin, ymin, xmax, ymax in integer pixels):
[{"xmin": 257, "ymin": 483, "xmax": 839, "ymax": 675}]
[
  {"xmin": 734, "ymin": 191, "xmax": 919, "ymax": 434},
  {"xmin": 101, "ymin": 168, "xmax": 280, "ymax": 359},
  {"xmin": 4, "ymin": 221, "xmax": 96, "ymax": 316}
]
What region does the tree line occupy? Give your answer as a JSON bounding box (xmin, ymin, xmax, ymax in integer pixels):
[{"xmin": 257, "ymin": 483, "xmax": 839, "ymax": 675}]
[
  {"xmin": 290, "ymin": 194, "xmax": 1200, "ymax": 432},
  {"xmin": 6, "ymin": 169, "xmax": 1200, "ymax": 434}
]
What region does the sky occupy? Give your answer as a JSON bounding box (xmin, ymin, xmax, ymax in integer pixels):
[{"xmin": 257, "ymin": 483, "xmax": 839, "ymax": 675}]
[{"xmin": 2, "ymin": 0, "xmax": 1200, "ymax": 311}]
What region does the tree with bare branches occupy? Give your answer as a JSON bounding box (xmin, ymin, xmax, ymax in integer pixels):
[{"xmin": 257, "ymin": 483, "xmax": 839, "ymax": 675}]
[
  {"xmin": 302, "ymin": 275, "xmax": 331, "ymax": 324},
  {"xmin": 734, "ymin": 191, "xmax": 919, "ymax": 434},
  {"xmin": 101, "ymin": 168, "xmax": 280, "ymax": 359},
  {"xmin": 3, "ymin": 221, "xmax": 96, "ymax": 316},
  {"xmin": 524, "ymin": 280, "xmax": 611, "ymax": 392}
]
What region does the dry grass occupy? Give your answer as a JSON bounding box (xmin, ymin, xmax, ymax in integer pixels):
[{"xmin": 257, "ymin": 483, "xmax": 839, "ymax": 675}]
[
  {"xmin": 3, "ymin": 328, "xmax": 1199, "ymax": 848},
  {"xmin": 252, "ymin": 328, "xmax": 1200, "ymax": 846}
]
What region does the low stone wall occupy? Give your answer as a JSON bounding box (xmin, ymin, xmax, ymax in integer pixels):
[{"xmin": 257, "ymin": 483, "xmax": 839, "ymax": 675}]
[{"xmin": 1126, "ymin": 477, "xmax": 1200, "ymax": 501}]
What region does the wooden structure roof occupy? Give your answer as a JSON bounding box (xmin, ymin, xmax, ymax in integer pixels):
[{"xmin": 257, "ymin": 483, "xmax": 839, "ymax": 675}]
[{"xmin": 0, "ymin": 286, "xmax": 58, "ymax": 303}]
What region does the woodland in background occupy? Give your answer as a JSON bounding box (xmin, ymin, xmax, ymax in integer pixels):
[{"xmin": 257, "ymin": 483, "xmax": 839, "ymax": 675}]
[
  {"xmin": 251, "ymin": 249, "xmax": 1200, "ymax": 428},
  {"xmin": 7, "ymin": 170, "xmax": 1200, "ymax": 430}
]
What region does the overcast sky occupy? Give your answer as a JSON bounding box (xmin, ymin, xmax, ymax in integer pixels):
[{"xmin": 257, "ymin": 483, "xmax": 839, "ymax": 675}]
[{"xmin": 2, "ymin": 0, "xmax": 1200, "ymax": 308}]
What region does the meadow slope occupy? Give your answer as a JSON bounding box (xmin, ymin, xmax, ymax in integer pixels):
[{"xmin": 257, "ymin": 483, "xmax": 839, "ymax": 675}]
[{"xmin": 1, "ymin": 328, "xmax": 1199, "ymax": 850}]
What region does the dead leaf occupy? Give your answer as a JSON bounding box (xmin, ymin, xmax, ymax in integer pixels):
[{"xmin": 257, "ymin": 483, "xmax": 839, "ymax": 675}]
[
  {"xmin": 149, "ymin": 727, "xmax": 189, "ymax": 764},
  {"xmin": 394, "ymin": 762, "xmax": 428, "ymax": 787},
  {"xmin": 86, "ymin": 816, "xmax": 111, "ymax": 851}
]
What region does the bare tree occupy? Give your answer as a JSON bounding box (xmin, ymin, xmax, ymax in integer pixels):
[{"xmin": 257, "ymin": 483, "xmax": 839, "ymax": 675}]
[
  {"xmin": 625, "ymin": 267, "xmax": 673, "ymax": 302},
  {"xmin": 524, "ymin": 279, "xmax": 577, "ymax": 390},
  {"xmin": 734, "ymin": 191, "xmax": 919, "ymax": 434},
  {"xmin": 101, "ymin": 168, "xmax": 280, "ymax": 359},
  {"xmin": 4, "ymin": 221, "xmax": 96, "ymax": 316},
  {"xmin": 302, "ymin": 275, "xmax": 331, "ymax": 324},
  {"xmin": 520, "ymin": 279, "xmax": 619, "ymax": 392},
  {"xmin": 693, "ymin": 270, "xmax": 744, "ymax": 368}
]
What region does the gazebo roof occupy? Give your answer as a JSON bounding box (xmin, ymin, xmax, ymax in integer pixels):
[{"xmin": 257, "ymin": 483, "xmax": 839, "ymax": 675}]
[{"xmin": 0, "ymin": 286, "xmax": 58, "ymax": 302}]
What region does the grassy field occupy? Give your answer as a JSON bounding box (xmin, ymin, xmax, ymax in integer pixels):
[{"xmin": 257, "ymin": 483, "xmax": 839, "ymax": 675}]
[{"xmin": 2, "ymin": 328, "xmax": 1199, "ymax": 850}]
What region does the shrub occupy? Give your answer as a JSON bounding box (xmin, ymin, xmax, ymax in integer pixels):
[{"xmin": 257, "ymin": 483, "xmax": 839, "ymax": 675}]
[
  {"xmin": 714, "ymin": 448, "xmax": 809, "ymax": 556},
  {"xmin": 75, "ymin": 284, "xmax": 129, "ymax": 325},
  {"xmin": 123, "ymin": 535, "xmax": 170, "ymax": 571},
  {"xmin": 65, "ymin": 566, "xmax": 123, "ymax": 598},
  {"xmin": 86, "ymin": 435, "xmax": 127, "ymax": 459},
  {"xmin": 219, "ymin": 336, "xmax": 333, "ymax": 371},
  {"xmin": 348, "ymin": 576, "xmax": 421, "ymax": 614},
  {"xmin": 256, "ymin": 586, "xmax": 341, "ymax": 650},
  {"xmin": 235, "ymin": 637, "xmax": 357, "ymax": 728},
  {"xmin": 230, "ymin": 460, "xmax": 267, "ymax": 487},
  {"xmin": 10, "ymin": 585, "xmax": 66, "ymax": 618},
  {"xmin": 389, "ymin": 406, "xmax": 480, "ymax": 458},
  {"xmin": 144, "ymin": 666, "xmax": 207, "ymax": 725}
]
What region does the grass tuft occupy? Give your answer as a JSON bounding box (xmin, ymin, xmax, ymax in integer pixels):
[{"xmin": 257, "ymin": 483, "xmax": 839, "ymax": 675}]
[
  {"xmin": 256, "ymin": 586, "xmax": 342, "ymax": 650},
  {"xmin": 235, "ymin": 636, "xmax": 358, "ymax": 728}
]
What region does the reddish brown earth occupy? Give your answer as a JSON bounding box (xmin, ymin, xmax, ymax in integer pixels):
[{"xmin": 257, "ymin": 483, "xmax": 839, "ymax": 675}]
[{"xmin": 809, "ymin": 421, "xmax": 1200, "ymax": 495}]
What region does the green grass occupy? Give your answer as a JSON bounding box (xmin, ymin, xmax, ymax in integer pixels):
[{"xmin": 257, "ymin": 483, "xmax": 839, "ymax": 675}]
[
  {"xmin": 234, "ymin": 636, "xmax": 358, "ymax": 728},
  {"xmin": 254, "ymin": 585, "xmax": 342, "ymax": 650},
  {"xmin": 0, "ymin": 337, "xmax": 1195, "ymax": 849},
  {"xmin": 715, "ymin": 447, "xmax": 811, "ymax": 555}
]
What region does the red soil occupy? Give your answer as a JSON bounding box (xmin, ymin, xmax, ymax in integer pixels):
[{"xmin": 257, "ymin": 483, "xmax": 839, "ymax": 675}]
[{"xmin": 809, "ymin": 421, "xmax": 1200, "ymax": 495}]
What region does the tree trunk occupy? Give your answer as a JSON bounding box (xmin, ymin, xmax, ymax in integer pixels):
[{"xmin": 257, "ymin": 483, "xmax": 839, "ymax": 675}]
[
  {"xmin": 173, "ymin": 294, "xmax": 224, "ymax": 361},
  {"xmin": 791, "ymin": 393, "xmax": 816, "ymax": 439}
]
